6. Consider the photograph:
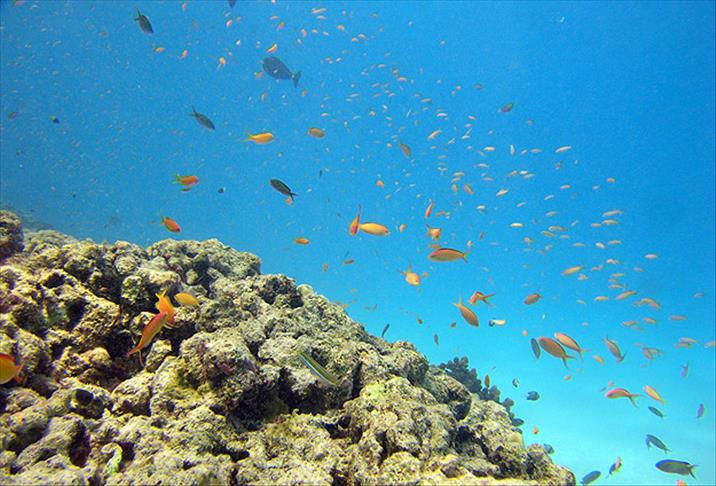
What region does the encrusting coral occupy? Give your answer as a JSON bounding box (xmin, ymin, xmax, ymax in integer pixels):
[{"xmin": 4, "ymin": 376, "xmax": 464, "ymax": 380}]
[{"xmin": 0, "ymin": 210, "xmax": 574, "ymax": 485}]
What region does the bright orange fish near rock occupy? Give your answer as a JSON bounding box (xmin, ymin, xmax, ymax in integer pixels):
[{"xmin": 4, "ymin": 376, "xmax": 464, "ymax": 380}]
[
  {"xmin": 155, "ymin": 290, "xmax": 176, "ymax": 326},
  {"xmin": 127, "ymin": 311, "xmax": 169, "ymax": 367},
  {"xmin": 537, "ymin": 337, "xmax": 574, "ymax": 369},
  {"xmin": 161, "ymin": 216, "xmax": 181, "ymax": 233},
  {"xmin": 605, "ymin": 387, "xmax": 641, "ymax": 407},
  {"xmin": 0, "ymin": 353, "xmax": 24, "ymax": 385},
  {"xmin": 454, "ymin": 297, "xmax": 479, "ymax": 327}
]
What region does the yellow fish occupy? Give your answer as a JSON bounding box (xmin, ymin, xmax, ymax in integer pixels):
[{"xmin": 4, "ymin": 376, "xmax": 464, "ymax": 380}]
[
  {"xmin": 245, "ymin": 131, "xmax": 275, "ymax": 144},
  {"xmin": 358, "ymin": 222, "xmax": 390, "ymax": 236},
  {"xmin": 174, "ymin": 292, "xmax": 199, "ymax": 307}
]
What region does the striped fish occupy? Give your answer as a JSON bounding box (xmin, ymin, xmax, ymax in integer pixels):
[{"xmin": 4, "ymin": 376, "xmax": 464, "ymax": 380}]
[{"xmin": 299, "ymin": 351, "xmax": 340, "ymax": 386}]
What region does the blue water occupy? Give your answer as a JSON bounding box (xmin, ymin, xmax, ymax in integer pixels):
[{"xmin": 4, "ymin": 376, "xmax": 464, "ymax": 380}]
[{"xmin": 1, "ymin": 1, "xmax": 714, "ymax": 484}]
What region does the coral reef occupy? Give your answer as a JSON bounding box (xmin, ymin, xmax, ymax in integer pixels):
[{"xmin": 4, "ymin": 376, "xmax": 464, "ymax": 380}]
[{"xmin": 0, "ymin": 211, "xmax": 574, "ymax": 485}]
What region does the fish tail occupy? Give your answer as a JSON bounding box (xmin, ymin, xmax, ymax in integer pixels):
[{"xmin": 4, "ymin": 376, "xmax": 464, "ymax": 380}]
[
  {"xmin": 244, "ymin": 130, "xmax": 253, "ymax": 141},
  {"xmin": 462, "ymin": 251, "xmax": 470, "ymax": 262},
  {"xmin": 689, "ymin": 465, "xmax": 697, "ymax": 477},
  {"xmin": 484, "ymin": 293, "xmax": 495, "ymax": 306},
  {"xmin": 628, "ymin": 394, "xmax": 641, "ymax": 407},
  {"xmin": 293, "ymin": 71, "xmax": 301, "ymax": 87}
]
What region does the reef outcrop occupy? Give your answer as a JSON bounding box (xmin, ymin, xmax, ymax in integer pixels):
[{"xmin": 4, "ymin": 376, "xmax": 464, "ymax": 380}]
[{"xmin": 0, "ymin": 211, "xmax": 575, "ymax": 485}]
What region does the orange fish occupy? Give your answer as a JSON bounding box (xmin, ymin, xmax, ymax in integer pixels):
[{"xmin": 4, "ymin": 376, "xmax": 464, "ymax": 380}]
[
  {"xmin": 425, "ymin": 200, "xmax": 435, "ymax": 218},
  {"xmin": 398, "ymin": 223, "xmax": 407, "ymax": 233},
  {"xmin": 537, "ymin": 337, "xmax": 574, "ymax": 369},
  {"xmin": 127, "ymin": 312, "xmax": 169, "ymax": 368},
  {"xmin": 0, "ymin": 353, "xmax": 24, "ymax": 385},
  {"xmin": 343, "ymin": 258, "xmax": 355, "ymax": 265},
  {"xmin": 308, "ymin": 127, "xmax": 325, "ymax": 138},
  {"xmin": 161, "ymin": 216, "xmax": 181, "ymax": 233},
  {"xmin": 643, "ymin": 385, "xmax": 665, "ymax": 404},
  {"xmin": 484, "ymin": 373, "xmax": 491, "ymax": 388},
  {"xmin": 375, "ymin": 179, "xmax": 385, "ymax": 188},
  {"xmin": 524, "ymin": 293, "xmax": 541, "ymax": 305},
  {"xmin": 425, "ymin": 224, "xmax": 441, "ymax": 240},
  {"xmin": 245, "ymin": 131, "xmax": 275, "ymax": 144},
  {"xmin": 603, "ymin": 336, "xmax": 626, "ymax": 362},
  {"xmin": 348, "ymin": 206, "xmax": 361, "ymax": 237},
  {"xmin": 532, "ymin": 426, "xmax": 539, "ymax": 435},
  {"xmin": 553, "ymin": 332, "xmax": 587, "ymax": 360},
  {"xmin": 398, "ymin": 142, "xmax": 412, "ymax": 157},
  {"xmin": 294, "ymin": 237, "xmax": 310, "ymax": 245},
  {"xmin": 605, "ymin": 387, "xmax": 641, "ymax": 407},
  {"xmin": 593, "ymin": 354, "xmax": 605, "ymax": 365},
  {"xmin": 402, "ymin": 265, "xmax": 420, "ymax": 286},
  {"xmin": 428, "ymin": 248, "xmax": 468, "ymax": 262},
  {"xmin": 359, "ymin": 222, "xmax": 390, "ymax": 236},
  {"xmin": 266, "ymin": 43, "xmax": 278, "ymax": 54},
  {"xmin": 155, "ymin": 290, "xmax": 176, "ymax": 325},
  {"xmin": 469, "ymin": 291, "xmax": 494, "ymax": 306},
  {"xmin": 174, "ymin": 174, "xmax": 199, "ymax": 191},
  {"xmin": 454, "ymin": 297, "xmax": 479, "ymax": 327}
]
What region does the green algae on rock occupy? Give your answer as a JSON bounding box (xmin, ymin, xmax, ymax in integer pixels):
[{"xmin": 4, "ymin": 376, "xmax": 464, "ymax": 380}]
[{"xmin": 0, "ymin": 211, "xmax": 575, "ymax": 485}]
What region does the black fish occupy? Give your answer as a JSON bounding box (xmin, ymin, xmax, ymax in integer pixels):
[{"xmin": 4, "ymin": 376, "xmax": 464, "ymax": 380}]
[
  {"xmin": 262, "ymin": 56, "xmax": 301, "ymax": 87},
  {"xmin": 228, "ymin": 0, "xmax": 237, "ymax": 7},
  {"xmin": 542, "ymin": 444, "xmax": 554, "ymax": 454},
  {"xmin": 655, "ymin": 459, "xmax": 697, "ymax": 477},
  {"xmin": 190, "ymin": 107, "xmax": 215, "ymax": 130},
  {"xmin": 512, "ymin": 378, "xmax": 520, "ymax": 388},
  {"xmin": 135, "ymin": 9, "xmax": 153, "ymax": 35},
  {"xmin": 269, "ymin": 179, "xmax": 297, "ymax": 201},
  {"xmin": 648, "ymin": 406, "xmax": 665, "ymax": 418},
  {"xmin": 530, "ymin": 338, "xmax": 541, "ymax": 359},
  {"xmin": 526, "ymin": 391, "xmax": 540, "ymax": 401},
  {"xmin": 581, "ymin": 470, "xmax": 600, "ymax": 485},
  {"xmin": 381, "ymin": 324, "xmax": 390, "ymax": 338}
]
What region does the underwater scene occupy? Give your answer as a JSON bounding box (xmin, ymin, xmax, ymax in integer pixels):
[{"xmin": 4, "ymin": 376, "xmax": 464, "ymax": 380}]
[{"xmin": 0, "ymin": 1, "xmax": 714, "ymax": 485}]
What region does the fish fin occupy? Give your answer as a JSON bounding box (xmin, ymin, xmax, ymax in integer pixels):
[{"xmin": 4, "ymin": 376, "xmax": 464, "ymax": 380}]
[
  {"xmin": 293, "ymin": 71, "xmax": 301, "ymax": 87},
  {"xmin": 463, "ymin": 251, "xmax": 470, "ymax": 262},
  {"xmin": 244, "ymin": 130, "xmax": 253, "ymax": 142},
  {"xmin": 484, "ymin": 293, "xmax": 495, "ymax": 306},
  {"xmin": 628, "ymin": 394, "xmax": 641, "ymax": 407}
]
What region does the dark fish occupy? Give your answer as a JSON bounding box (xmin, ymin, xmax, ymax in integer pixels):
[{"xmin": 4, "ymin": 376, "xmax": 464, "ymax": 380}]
[
  {"xmin": 526, "ymin": 391, "xmax": 540, "ymax": 401},
  {"xmin": 696, "ymin": 403, "xmax": 705, "ymax": 418},
  {"xmin": 608, "ymin": 457, "xmax": 622, "ymax": 476},
  {"xmin": 433, "ymin": 334, "xmax": 439, "ymax": 346},
  {"xmin": 190, "ymin": 107, "xmax": 215, "ymax": 130},
  {"xmin": 530, "ymin": 338, "xmax": 541, "ymax": 359},
  {"xmin": 269, "ymin": 179, "xmax": 297, "ymax": 201},
  {"xmin": 645, "ymin": 434, "xmax": 670, "ymax": 454},
  {"xmin": 135, "ymin": 9, "xmax": 153, "ymax": 34},
  {"xmin": 8, "ymin": 111, "xmax": 19, "ymax": 120},
  {"xmin": 512, "ymin": 378, "xmax": 520, "ymax": 388},
  {"xmin": 500, "ymin": 102, "xmax": 514, "ymax": 113},
  {"xmin": 648, "ymin": 406, "xmax": 665, "ymax": 418},
  {"xmin": 512, "ymin": 418, "xmax": 524, "ymax": 426},
  {"xmin": 262, "ymin": 56, "xmax": 301, "ymax": 87},
  {"xmin": 503, "ymin": 398, "xmax": 514, "ymax": 408},
  {"xmin": 381, "ymin": 323, "xmax": 390, "ymax": 338},
  {"xmin": 217, "ymin": 187, "xmax": 226, "ymax": 194},
  {"xmin": 49, "ymin": 116, "xmax": 60, "ymax": 124},
  {"xmin": 228, "ymin": 0, "xmax": 237, "ymax": 7},
  {"xmin": 542, "ymin": 443, "xmax": 554, "ymax": 454},
  {"xmin": 655, "ymin": 459, "xmax": 697, "ymax": 477},
  {"xmin": 581, "ymin": 470, "xmax": 601, "ymax": 485}
]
